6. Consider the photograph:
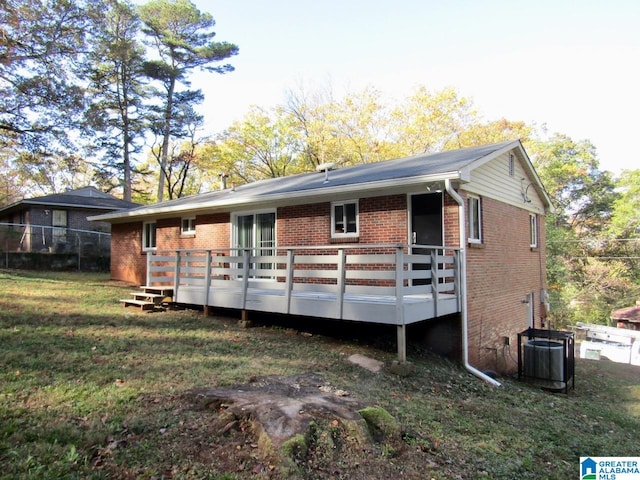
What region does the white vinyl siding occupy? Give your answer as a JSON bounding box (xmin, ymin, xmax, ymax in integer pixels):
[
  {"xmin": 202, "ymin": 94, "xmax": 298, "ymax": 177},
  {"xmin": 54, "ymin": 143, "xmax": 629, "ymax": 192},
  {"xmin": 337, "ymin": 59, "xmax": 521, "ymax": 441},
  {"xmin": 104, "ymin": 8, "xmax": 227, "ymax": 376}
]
[{"xmin": 460, "ymin": 151, "xmax": 545, "ymax": 215}]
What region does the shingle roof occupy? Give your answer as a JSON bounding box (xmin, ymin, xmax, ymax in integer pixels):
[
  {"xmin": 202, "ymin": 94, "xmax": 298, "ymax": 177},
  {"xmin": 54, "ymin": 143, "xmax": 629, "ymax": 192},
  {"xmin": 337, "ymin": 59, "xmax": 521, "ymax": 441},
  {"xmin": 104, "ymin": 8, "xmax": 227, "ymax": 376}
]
[
  {"xmin": 91, "ymin": 140, "xmax": 545, "ymax": 222},
  {"xmin": 611, "ymin": 304, "xmax": 640, "ymax": 323},
  {"xmin": 0, "ymin": 187, "xmax": 139, "ymax": 216}
]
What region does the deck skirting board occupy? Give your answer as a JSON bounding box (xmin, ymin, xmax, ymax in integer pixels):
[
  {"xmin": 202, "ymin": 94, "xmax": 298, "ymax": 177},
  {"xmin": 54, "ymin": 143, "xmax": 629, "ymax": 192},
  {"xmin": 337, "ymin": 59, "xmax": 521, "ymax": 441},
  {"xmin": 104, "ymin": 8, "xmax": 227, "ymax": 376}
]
[{"xmin": 176, "ymin": 286, "xmax": 457, "ymax": 325}]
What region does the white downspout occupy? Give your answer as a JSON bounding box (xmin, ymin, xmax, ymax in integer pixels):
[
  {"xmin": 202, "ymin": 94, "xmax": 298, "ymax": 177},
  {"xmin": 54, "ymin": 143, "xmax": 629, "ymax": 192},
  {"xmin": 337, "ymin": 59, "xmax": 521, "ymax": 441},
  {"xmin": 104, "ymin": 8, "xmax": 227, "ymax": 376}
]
[{"xmin": 445, "ymin": 179, "xmax": 502, "ymax": 387}]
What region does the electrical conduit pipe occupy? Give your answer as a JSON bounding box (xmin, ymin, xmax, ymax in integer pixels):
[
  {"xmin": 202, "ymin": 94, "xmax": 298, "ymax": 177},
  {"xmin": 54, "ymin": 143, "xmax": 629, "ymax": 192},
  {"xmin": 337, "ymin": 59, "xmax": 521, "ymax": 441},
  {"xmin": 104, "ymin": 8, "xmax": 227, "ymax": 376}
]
[{"xmin": 444, "ymin": 179, "xmax": 502, "ymax": 387}]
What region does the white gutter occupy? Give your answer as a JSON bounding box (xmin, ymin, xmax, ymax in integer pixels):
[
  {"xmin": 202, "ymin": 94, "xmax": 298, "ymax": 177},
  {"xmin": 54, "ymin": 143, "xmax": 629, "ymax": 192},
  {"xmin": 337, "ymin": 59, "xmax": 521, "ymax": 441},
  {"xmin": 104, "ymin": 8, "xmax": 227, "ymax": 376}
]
[{"xmin": 444, "ymin": 179, "xmax": 502, "ymax": 387}]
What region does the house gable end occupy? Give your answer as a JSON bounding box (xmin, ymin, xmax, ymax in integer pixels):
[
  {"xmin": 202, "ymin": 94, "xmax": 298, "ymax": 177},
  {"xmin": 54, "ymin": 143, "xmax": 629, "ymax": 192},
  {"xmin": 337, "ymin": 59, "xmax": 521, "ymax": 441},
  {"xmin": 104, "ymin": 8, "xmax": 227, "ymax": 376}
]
[{"xmin": 459, "ymin": 144, "xmax": 549, "ymax": 215}]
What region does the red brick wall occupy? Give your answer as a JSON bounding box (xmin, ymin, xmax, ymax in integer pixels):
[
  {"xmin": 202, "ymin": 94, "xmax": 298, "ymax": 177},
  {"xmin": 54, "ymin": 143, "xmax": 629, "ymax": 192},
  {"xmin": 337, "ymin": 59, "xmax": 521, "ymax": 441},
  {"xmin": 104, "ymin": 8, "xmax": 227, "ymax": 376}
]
[
  {"xmin": 360, "ymin": 195, "xmax": 408, "ymax": 244},
  {"xmin": 463, "ymin": 194, "xmax": 547, "ymax": 373},
  {"xmin": 109, "ymin": 213, "xmax": 231, "ymax": 284},
  {"xmin": 194, "ymin": 213, "xmax": 231, "ymax": 251},
  {"xmin": 277, "ymin": 202, "xmax": 330, "ymax": 246},
  {"xmin": 110, "ymin": 222, "xmax": 146, "ymax": 284},
  {"xmin": 277, "ymin": 195, "xmax": 408, "ymax": 246},
  {"xmin": 443, "ymin": 193, "xmax": 461, "ymax": 248}
]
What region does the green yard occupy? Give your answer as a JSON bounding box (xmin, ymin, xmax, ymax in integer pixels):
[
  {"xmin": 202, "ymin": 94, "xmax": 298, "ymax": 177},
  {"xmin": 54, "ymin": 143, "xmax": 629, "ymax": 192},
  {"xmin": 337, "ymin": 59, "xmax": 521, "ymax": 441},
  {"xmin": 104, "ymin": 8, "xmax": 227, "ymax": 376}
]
[{"xmin": 0, "ymin": 270, "xmax": 638, "ymax": 479}]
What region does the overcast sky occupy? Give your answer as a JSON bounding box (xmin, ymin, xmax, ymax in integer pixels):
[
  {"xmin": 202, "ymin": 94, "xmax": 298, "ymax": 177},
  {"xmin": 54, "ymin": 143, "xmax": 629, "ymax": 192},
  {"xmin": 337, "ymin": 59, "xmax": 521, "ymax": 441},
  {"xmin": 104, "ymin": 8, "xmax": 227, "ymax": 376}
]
[{"xmin": 187, "ymin": 0, "xmax": 640, "ymax": 174}]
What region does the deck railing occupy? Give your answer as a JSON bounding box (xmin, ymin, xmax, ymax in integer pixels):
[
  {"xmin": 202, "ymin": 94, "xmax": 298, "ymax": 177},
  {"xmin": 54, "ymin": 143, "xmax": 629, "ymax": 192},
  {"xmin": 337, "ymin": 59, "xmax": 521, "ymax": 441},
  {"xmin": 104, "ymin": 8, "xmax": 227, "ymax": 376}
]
[{"xmin": 146, "ymin": 244, "xmax": 461, "ymax": 323}]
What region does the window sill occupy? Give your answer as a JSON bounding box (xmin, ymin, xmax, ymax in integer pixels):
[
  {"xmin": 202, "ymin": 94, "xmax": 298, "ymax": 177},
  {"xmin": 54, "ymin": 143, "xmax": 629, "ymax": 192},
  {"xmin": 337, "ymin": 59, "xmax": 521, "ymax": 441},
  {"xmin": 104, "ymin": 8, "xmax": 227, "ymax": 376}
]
[
  {"xmin": 330, "ymin": 236, "xmax": 360, "ymax": 244},
  {"xmin": 180, "ymin": 233, "xmax": 196, "ymax": 239},
  {"xmin": 530, "ymin": 246, "xmax": 539, "ymax": 252},
  {"xmin": 468, "ymin": 242, "xmax": 484, "ymax": 249}
]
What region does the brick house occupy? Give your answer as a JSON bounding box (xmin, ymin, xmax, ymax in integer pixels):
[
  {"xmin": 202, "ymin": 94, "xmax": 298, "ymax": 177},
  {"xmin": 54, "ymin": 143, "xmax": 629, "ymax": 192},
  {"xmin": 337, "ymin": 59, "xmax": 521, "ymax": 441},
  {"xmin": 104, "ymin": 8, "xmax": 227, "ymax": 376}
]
[
  {"xmin": 91, "ymin": 141, "xmax": 552, "ymax": 378},
  {"xmin": 0, "ymin": 187, "xmax": 139, "ymax": 253}
]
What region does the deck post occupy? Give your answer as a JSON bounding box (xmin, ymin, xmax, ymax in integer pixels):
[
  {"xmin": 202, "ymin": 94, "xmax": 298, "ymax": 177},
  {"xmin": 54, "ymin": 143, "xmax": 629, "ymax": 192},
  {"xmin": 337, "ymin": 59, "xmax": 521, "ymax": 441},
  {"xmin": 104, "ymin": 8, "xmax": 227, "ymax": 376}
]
[
  {"xmin": 431, "ymin": 249, "xmax": 439, "ymax": 318},
  {"xmin": 203, "ymin": 250, "xmax": 212, "ymax": 316},
  {"xmin": 454, "ymin": 250, "xmax": 461, "ymax": 311},
  {"xmin": 146, "ymin": 251, "xmax": 152, "ymax": 286},
  {"xmin": 173, "ymin": 251, "xmax": 181, "ymax": 301},
  {"xmin": 240, "ymin": 249, "xmax": 250, "ymax": 309},
  {"xmin": 397, "ymin": 325, "xmax": 407, "ymax": 364},
  {"xmin": 395, "ymin": 246, "xmax": 407, "ymax": 363},
  {"xmin": 337, "ymin": 248, "xmax": 346, "ymax": 319},
  {"xmin": 284, "ymin": 249, "xmax": 294, "ymax": 314}
]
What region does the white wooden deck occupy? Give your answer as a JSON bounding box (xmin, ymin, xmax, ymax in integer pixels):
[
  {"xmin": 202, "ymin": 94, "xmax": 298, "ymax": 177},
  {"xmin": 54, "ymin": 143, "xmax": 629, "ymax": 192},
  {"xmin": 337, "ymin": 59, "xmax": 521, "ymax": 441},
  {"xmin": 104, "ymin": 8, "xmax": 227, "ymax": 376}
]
[{"xmin": 145, "ymin": 244, "xmax": 461, "ymax": 326}]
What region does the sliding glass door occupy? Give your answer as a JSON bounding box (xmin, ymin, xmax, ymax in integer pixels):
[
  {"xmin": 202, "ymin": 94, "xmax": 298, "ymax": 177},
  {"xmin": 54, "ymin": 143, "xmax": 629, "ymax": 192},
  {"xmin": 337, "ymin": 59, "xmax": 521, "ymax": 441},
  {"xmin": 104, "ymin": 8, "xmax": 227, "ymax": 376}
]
[{"xmin": 234, "ymin": 212, "xmax": 276, "ymax": 278}]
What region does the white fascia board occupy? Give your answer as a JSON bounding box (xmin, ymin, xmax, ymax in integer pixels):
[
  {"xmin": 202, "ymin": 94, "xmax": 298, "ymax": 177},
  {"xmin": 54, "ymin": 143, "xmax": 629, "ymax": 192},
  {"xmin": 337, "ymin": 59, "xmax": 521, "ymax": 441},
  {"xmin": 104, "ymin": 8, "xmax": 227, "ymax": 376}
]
[{"xmin": 459, "ymin": 140, "xmax": 520, "ymax": 175}]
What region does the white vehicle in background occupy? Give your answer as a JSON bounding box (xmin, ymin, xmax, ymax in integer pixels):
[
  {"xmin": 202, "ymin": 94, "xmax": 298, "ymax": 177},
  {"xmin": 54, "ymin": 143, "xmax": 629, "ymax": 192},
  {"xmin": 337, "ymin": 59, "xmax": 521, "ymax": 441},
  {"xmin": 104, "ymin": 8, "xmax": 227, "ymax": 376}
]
[{"xmin": 577, "ymin": 322, "xmax": 640, "ymax": 366}]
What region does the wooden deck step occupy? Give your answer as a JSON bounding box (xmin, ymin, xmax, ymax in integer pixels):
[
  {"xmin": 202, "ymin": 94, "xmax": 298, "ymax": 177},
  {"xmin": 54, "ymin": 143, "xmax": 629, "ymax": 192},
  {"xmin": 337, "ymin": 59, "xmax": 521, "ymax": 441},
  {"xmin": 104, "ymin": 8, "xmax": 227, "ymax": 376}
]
[
  {"xmin": 139, "ymin": 285, "xmax": 174, "ymax": 296},
  {"xmin": 120, "ymin": 298, "xmax": 157, "ymax": 311},
  {"xmin": 131, "ymin": 292, "xmax": 166, "ymax": 303},
  {"xmin": 118, "ymin": 285, "xmax": 174, "ymax": 311}
]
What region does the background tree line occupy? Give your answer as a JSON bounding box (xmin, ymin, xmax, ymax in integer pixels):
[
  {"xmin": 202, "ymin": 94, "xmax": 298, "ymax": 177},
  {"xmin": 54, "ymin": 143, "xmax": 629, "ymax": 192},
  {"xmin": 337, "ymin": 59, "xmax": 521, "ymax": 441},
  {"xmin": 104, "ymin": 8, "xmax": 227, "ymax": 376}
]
[
  {"xmin": 1, "ymin": 0, "xmax": 638, "ymax": 326},
  {"xmin": 1, "ymin": 0, "xmax": 237, "ymax": 203}
]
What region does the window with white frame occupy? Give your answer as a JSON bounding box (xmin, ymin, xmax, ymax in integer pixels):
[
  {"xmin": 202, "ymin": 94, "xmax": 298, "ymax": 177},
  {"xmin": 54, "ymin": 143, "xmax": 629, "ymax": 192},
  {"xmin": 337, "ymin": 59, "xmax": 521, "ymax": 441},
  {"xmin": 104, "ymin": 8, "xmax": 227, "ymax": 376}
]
[
  {"xmin": 142, "ymin": 221, "xmax": 157, "ymax": 251},
  {"xmin": 233, "ymin": 211, "xmax": 276, "ymax": 278},
  {"xmin": 467, "ymin": 195, "xmax": 482, "ymax": 243},
  {"xmin": 181, "ymin": 217, "xmax": 196, "ymax": 235},
  {"xmin": 529, "ymin": 214, "xmax": 538, "ymax": 248},
  {"xmin": 331, "ymin": 200, "xmax": 358, "ymax": 237}
]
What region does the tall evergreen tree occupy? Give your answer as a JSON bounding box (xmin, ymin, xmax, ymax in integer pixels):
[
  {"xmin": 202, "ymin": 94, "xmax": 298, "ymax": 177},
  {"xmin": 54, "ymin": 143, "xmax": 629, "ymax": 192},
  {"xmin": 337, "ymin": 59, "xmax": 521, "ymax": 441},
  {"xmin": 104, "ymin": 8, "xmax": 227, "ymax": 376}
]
[
  {"xmin": 85, "ymin": 0, "xmax": 147, "ymax": 201},
  {"xmin": 138, "ymin": 0, "xmax": 238, "ymax": 201}
]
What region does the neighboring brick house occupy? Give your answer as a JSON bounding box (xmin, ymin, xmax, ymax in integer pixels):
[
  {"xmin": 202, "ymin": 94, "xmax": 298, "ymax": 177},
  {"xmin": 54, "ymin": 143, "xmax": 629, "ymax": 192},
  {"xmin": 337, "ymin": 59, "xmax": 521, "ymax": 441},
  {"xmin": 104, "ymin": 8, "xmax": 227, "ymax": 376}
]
[
  {"xmin": 0, "ymin": 187, "xmax": 139, "ymax": 253},
  {"xmin": 91, "ymin": 141, "xmax": 552, "ymax": 377}
]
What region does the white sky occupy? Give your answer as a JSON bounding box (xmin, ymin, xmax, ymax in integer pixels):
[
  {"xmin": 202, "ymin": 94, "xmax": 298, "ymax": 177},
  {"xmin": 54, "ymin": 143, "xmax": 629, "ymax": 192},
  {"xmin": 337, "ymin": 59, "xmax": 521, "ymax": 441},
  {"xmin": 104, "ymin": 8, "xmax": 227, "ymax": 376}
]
[{"xmin": 188, "ymin": 0, "xmax": 640, "ymax": 174}]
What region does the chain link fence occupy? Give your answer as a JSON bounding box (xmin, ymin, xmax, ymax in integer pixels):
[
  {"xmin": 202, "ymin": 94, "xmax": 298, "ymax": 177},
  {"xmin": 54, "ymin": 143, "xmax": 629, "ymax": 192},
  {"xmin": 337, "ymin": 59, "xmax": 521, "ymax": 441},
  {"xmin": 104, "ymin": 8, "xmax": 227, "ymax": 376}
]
[{"xmin": 0, "ymin": 223, "xmax": 111, "ymax": 271}]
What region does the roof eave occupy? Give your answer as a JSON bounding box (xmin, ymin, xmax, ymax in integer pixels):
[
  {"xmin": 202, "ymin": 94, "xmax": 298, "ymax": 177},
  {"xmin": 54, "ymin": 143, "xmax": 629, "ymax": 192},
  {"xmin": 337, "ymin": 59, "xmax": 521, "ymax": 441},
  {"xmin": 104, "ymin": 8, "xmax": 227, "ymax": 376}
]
[{"xmin": 89, "ymin": 171, "xmax": 462, "ymax": 223}]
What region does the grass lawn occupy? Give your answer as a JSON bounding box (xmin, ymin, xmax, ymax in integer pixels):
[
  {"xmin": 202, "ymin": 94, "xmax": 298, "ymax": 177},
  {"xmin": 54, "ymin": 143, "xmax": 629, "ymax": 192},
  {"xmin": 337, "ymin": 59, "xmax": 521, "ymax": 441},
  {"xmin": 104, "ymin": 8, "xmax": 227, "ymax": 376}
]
[{"xmin": 0, "ymin": 270, "xmax": 639, "ymax": 479}]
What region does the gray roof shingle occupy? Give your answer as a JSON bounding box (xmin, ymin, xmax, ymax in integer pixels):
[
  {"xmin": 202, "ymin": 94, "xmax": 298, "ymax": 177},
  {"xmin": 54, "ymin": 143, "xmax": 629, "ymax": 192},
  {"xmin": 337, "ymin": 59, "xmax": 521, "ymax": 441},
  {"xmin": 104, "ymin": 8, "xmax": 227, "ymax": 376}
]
[{"xmin": 91, "ymin": 140, "xmax": 535, "ymax": 222}]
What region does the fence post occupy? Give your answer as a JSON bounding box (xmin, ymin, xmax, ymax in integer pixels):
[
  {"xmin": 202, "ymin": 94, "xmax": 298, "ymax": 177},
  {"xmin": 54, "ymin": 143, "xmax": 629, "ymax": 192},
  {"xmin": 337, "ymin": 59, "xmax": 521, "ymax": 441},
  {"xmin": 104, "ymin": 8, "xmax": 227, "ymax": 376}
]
[{"xmin": 77, "ymin": 233, "xmax": 81, "ymax": 272}]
